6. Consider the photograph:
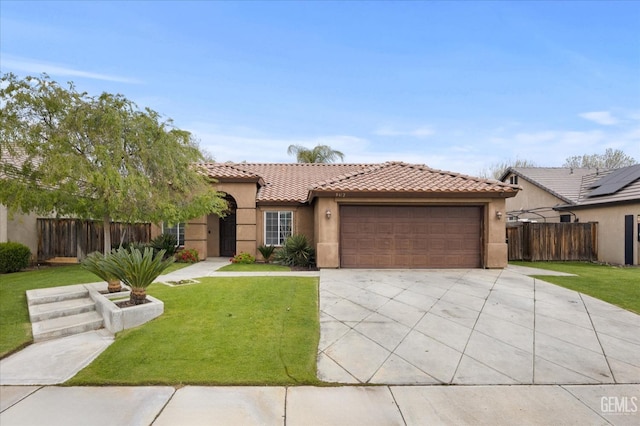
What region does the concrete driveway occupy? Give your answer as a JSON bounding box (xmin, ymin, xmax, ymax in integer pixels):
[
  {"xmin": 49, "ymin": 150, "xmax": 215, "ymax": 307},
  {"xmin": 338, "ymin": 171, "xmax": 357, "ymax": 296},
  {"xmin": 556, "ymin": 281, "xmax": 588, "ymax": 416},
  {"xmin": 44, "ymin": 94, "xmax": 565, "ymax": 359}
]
[{"xmin": 318, "ymin": 267, "xmax": 640, "ymax": 385}]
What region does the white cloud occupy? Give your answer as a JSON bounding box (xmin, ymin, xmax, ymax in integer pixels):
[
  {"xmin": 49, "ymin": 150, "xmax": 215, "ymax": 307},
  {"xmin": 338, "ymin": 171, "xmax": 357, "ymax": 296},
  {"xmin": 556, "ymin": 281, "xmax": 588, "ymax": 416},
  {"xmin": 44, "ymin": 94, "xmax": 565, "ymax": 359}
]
[
  {"xmin": 579, "ymin": 111, "xmax": 619, "ymax": 126},
  {"xmin": 187, "ymin": 123, "xmax": 372, "ymax": 164},
  {"xmin": 374, "ymin": 125, "xmax": 435, "ymax": 138},
  {"xmin": 2, "ymin": 55, "xmax": 141, "ymax": 84}
]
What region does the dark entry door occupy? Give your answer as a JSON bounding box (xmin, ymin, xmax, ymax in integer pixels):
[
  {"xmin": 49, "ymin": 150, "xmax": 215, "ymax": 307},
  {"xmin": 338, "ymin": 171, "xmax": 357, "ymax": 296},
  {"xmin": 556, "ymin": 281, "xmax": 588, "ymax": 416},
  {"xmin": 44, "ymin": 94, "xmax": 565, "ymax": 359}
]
[
  {"xmin": 624, "ymin": 214, "xmax": 633, "ymax": 265},
  {"xmin": 219, "ymin": 213, "xmax": 236, "ymax": 257}
]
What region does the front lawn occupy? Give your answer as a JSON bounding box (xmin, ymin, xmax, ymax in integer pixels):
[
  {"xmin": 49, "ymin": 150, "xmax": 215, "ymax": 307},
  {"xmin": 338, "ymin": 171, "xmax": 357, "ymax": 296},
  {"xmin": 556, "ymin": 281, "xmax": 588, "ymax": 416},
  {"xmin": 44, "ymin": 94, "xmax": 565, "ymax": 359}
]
[
  {"xmin": 0, "ymin": 263, "xmax": 188, "ymax": 358},
  {"xmin": 511, "ymin": 261, "xmax": 640, "ymax": 314},
  {"xmin": 217, "ymin": 263, "xmax": 291, "ymax": 272},
  {"xmin": 66, "ymin": 276, "xmax": 320, "ymax": 385}
]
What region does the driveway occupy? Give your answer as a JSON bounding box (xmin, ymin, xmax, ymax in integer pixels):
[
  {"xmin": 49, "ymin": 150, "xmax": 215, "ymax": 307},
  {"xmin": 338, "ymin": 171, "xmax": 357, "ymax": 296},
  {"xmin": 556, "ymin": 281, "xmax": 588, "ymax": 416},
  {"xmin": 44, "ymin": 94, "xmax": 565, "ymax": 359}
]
[{"xmin": 318, "ymin": 267, "xmax": 640, "ymax": 385}]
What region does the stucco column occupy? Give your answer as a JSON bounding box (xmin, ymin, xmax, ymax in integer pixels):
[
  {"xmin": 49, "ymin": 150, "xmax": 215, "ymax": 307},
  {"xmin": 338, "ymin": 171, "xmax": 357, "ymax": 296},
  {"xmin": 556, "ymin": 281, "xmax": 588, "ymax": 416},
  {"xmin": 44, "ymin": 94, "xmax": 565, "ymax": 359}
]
[
  {"xmin": 314, "ymin": 198, "xmax": 340, "ymax": 268},
  {"xmin": 486, "ymin": 199, "xmax": 508, "ymax": 268},
  {"xmin": 185, "ymin": 215, "xmax": 208, "ymax": 259}
]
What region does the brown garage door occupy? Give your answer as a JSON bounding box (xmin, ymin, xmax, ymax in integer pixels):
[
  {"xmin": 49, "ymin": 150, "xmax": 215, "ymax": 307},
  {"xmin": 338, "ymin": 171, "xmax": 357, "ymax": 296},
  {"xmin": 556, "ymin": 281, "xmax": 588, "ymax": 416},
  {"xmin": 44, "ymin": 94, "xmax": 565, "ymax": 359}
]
[{"xmin": 340, "ymin": 205, "xmax": 482, "ymax": 268}]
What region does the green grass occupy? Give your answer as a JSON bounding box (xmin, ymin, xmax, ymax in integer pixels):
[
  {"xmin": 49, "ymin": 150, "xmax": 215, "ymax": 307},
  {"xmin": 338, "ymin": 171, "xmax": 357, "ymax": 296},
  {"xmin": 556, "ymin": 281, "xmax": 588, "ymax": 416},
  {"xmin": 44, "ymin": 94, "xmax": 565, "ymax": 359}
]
[
  {"xmin": 511, "ymin": 261, "xmax": 640, "ymax": 314},
  {"xmin": 217, "ymin": 263, "xmax": 291, "ymax": 272},
  {"xmin": 0, "ymin": 263, "xmax": 188, "ymax": 358},
  {"xmin": 67, "ymin": 276, "xmax": 320, "ymax": 385}
]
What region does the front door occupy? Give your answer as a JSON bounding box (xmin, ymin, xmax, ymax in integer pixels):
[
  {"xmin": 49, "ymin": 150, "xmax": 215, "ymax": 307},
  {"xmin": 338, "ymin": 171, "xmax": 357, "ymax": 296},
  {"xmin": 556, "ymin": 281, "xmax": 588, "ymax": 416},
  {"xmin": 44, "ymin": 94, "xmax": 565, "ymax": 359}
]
[
  {"xmin": 219, "ymin": 213, "xmax": 236, "ymax": 257},
  {"xmin": 624, "ymin": 214, "xmax": 633, "ymax": 265}
]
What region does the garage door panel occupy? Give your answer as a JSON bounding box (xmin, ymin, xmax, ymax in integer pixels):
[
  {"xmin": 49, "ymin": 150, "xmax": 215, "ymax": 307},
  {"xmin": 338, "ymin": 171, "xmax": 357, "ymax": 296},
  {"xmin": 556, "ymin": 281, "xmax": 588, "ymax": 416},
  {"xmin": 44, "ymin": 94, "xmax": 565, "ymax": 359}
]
[{"xmin": 340, "ymin": 205, "xmax": 482, "ymax": 268}]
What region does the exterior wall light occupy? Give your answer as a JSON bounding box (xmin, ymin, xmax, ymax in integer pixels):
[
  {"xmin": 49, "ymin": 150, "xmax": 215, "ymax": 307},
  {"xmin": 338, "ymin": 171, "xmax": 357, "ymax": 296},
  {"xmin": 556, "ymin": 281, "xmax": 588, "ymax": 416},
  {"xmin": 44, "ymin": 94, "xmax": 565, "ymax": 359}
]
[
  {"xmin": 496, "ymin": 211, "xmax": 503, "ymax": 220},
  {"xmin": 325, "ymin": 209, "xmax": 332, "ymax": 219}
]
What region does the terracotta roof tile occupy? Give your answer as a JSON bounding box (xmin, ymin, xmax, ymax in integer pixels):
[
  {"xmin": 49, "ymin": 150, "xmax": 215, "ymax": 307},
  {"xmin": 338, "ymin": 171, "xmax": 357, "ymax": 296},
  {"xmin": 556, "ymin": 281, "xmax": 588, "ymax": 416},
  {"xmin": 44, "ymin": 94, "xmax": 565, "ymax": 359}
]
[
  {"xmin": 202, "ymin": 162, "xmax": 518, "ymax": 203},
  {"xmin": 311, "ymin": 162, "xmax": 517, "ymax": 195}
]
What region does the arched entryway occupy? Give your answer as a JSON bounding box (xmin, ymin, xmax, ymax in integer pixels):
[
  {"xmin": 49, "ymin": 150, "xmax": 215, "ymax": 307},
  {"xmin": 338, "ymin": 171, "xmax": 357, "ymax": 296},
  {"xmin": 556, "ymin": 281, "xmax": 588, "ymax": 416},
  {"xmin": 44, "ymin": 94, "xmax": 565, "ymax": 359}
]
[{"xmin": 219, "ymin": 195, "xmax": 237, "ymax": 257}]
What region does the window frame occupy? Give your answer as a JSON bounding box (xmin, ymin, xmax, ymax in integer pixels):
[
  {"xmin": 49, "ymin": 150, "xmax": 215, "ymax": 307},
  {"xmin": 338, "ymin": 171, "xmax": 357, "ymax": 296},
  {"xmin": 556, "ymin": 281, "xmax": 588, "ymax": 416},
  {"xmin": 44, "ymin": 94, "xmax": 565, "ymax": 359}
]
[
  {"xmin": 264, "ymin": 211, "xmax": 293, "ymax": 246},
  {"xmin": 162, "ymin": 222, "xmax": 185, "ymax": 247}
]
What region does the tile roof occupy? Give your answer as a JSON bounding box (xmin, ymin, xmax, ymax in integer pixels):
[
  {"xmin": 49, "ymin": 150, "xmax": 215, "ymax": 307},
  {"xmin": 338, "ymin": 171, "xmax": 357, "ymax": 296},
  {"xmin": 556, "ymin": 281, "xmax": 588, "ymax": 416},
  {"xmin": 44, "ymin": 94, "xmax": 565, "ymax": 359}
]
[
  {"xmin": 203, "ymin": 161, "xmax": 518, "ymax": 203},
  {"xmin": 504, "ymin": 167, "xmax": 595, "ymax": 203},
  {"xmin": 506, "ymin": 166, "xmax": 640, "ymax": 209},
  {"xmin": 571, "ymin": 164, "xmax": 640, "ymax": 208}
]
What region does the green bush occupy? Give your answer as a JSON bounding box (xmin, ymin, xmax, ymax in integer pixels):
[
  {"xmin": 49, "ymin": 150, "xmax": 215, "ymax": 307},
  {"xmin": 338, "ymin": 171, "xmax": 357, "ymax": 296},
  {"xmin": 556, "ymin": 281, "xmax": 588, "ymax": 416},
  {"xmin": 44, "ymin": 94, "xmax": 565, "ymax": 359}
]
[
  {"xmin": 231, "ymin": 252, "xmax": 256, "ymax": 264},
  {"xmin": 102, "ymin": 247, "xmax": 174, "ymax": 304},
  {"xmin": 274, "ymin": 235, "xmax": 315, "ymax": 268},
  {"xmin": 150, "ymin": 233, "xmax": 178, "ymax": 258},
  {"xmin": 257, "ymin": 245, "xmax": 276, "ymax": 263},
  {"xmin": 120, "ymin": 241, "xmax": 149, "ymax": 252},
  {"xmin": 0, "ymin": 242, "xmax": 31, "ymax": 274}
]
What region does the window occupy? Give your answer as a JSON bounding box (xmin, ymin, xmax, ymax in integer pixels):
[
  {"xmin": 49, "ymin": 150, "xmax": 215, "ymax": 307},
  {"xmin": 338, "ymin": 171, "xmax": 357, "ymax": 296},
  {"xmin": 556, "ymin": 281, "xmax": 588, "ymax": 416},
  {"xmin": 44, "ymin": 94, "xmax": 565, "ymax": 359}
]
[
  {"xmin": 509, "ymin": 175, "xmax": 519, "ymax": 185},
  {"xmin": 162, "ymin": 222, "xmax": 185, "ymax": 246},
  {"xmin": 265, "ymin": 211, "xmax": 292, "ymax": 246}
]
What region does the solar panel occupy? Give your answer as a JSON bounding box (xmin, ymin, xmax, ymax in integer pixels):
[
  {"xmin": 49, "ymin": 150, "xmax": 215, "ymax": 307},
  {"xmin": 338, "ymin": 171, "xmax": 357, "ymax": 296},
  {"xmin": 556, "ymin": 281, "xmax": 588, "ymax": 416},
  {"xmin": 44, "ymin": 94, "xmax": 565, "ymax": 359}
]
[{"xmin": 588, "ymin": 165, "xmax": 640, "ymax": 197}]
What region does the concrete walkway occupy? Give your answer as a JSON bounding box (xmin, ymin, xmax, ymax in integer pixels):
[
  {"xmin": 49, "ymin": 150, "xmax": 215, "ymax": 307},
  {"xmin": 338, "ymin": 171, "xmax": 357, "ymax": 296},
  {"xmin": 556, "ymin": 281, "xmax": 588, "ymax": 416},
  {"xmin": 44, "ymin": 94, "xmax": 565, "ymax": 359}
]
[
  {"xmin": 1, "ymin": 260, "xmax": 639, "ymax": 425},
  {"xmin": 318, "ymin": 267, "xmax": 640, "ymax": 385},
  {"xmin": 3, "ymin": 384, "xmax": 639, "ymax": 425}
]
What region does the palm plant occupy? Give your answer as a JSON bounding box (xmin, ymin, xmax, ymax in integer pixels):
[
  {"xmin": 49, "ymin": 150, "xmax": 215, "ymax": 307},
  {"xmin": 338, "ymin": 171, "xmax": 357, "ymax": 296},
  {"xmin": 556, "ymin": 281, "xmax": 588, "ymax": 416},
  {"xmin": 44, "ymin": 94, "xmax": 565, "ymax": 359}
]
[
  {"xmin": 257, "ymin": 244, "xmax": 276, "ymax": 263},
  {"xmin": 274, "ymin": 234, "xmax": 315, "ymax": 268},
  {"xmin": 103, "ymin": 247, "xmax": 175, "ymax": 304},
  {"xmin": 81, "ymin": 251, "xmax": 122, "ymax": 293},
  {"xmin": 287, "ymin": 144, "xmax": 345, "ymax": 163}
]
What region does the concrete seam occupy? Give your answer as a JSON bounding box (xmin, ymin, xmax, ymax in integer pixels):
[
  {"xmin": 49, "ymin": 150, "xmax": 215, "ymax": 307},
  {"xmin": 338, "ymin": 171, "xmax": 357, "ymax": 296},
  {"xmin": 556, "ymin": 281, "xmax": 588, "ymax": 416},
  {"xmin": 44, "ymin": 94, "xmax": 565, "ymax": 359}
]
[
  {"xmin": 558, "ymin": 384, "xmax": 615, "ymax": 425},
  {"xmin": 366, "ymin": 273, "xmax": 458, "ymax": 384},
  {"xmin": 579, "ymin": 292, "xmax": 617, "ymax": 383},
  {"xmin": 387, "ymin": 386, "xmax": 408, "ymax": 426},
  {"xmin": 533, "ymin": 277, "xmax": 537, "ymax": 383},
  {"xmin": 0, "ymin": 385, "xmax": 44, "ymax": 413},
  {"xmin": 283, "ymin": 386, "xmax": 288, "ymax": 426},
  {"xmin": 449, "ymin": 268, "xmax": 503, "ymax": 384},
  {"xmin": 149, "ymin": 386, "xmax": 177, "ymax": 425}
]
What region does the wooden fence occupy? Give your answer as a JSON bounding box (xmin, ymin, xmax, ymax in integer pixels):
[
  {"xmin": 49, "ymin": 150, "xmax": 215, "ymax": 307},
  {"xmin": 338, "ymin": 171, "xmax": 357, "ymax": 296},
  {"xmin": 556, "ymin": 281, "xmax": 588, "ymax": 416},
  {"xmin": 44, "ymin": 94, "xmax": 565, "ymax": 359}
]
[
  {"xmin": 506, "ymin": 222, "xmax": 598, "ymax": 261},
  {"xmin": 37, "ymin": 219, "xmax": 151, "ymax": 261}
]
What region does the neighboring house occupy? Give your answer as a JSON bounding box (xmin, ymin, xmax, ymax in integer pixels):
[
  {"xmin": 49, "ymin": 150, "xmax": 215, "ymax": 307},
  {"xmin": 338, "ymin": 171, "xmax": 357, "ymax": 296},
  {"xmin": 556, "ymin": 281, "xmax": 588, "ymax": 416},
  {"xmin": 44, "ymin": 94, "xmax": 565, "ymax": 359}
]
[
  {"xmin": 0, "ymin": 204, "xmax": 40, "ymax": 259},
  {"xmin": 500, "ymin": 165, "xmax": 640, "ymax": 265},
  {"xmin": 181, "ymin": 161, "xmax": 518, "ymax": 269}
]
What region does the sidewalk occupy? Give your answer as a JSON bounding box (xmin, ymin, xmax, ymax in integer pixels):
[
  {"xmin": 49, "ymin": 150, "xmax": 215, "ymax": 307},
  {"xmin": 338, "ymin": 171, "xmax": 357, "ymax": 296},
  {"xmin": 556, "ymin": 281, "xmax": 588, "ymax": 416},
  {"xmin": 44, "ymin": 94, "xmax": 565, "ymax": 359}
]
[{"xmin": 2, "ymin": 384, "xmax": 639, "ymax": 425}]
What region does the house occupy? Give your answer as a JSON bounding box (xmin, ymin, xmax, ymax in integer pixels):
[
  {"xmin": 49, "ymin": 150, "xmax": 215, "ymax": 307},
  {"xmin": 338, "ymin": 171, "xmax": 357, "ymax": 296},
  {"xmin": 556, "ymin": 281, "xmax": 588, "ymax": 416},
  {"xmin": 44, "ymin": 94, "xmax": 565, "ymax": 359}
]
[
  {"xmin": 500, "ymin": 165, "xmax": 640, "ymax": 265},
  {"xmin": 180, "ymin": 161, "xmax": 519, "ymax": 269},
  {"xmin": 0, "ymin": 204, "xmax": 40, "ymax": 259}
]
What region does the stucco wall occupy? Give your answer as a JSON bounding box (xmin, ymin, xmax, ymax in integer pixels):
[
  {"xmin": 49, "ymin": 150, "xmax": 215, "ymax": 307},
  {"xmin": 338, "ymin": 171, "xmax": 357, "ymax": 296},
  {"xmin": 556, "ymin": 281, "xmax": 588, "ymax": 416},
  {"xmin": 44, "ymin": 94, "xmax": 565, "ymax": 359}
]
[
  {"xmin": 505, "ymin": 177, "xmax": 566, "ymax": 222},
  {"xmin": 255, "ymin": 205, "xmax": 314, "ymax": 261},
  {"xmin": 0, "ymin": 205, "xmax": 39, "ymax": 261},
  {"xmin": 184, "ymin": 182, "xmax": 258, "ymax": 259},
  {"xmin": 569, "ymin": 203, "xmax": 639, "ymax": 265}
]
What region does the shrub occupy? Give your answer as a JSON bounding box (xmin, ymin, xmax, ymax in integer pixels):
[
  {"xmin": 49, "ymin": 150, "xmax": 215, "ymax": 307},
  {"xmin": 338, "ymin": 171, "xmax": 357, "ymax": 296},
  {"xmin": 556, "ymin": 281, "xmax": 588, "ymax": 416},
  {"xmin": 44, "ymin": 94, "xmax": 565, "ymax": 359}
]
[
  {"xmin": 150, "ymin": 233, "xmax": 178, "ymax": 258},
  {"xmin": 81, "ymin": 251, "xmax": 122, "ymax": 292},
  {"xmin": 175, "ymin": 248, "xmax": 199, "ymax": 263},
  {"xmin": 257, "ymin": 245, "xmax": 276, "ymax": 263},
  {"xmin": 0, "ymin": 242, "xmax": 31, "ymax": 273},
  {"xmin": 274, "ymin": 234, "xmax": 315, "ymax": 268},
  {"xmin": 120, "ymin": 241, "xmax": 149, "ymax": 253},
  {"xmin": 103, "ymin": 247, "xmax": 175, "ymax": 304},
  {"xmin": 231, "ymin": 252, "xmax": 256, "ymax": 264}
]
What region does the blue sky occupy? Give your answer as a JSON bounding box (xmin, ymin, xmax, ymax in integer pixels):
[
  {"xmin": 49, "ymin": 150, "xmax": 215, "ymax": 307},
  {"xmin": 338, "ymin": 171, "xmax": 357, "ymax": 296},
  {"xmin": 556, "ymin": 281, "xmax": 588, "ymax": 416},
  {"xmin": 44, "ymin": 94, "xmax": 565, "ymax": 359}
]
[{"xmin": 1, "ymin": 1, "xmax": 639, "ymax": 175}]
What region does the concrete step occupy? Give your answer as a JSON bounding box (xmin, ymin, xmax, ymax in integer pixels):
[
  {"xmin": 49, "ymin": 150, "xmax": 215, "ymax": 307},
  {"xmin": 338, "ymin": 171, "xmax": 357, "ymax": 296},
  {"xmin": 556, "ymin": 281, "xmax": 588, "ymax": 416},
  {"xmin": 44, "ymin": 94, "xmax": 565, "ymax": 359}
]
[
  {"xmin": 32, "ymin": 311, "xmax": 104, "ymax": 342},
  {"xmin": 28, "ymin": 297, "xmax": 96, "ymax": 322},
  {"xmin": 26, "ymin": 284, "xmax": 89, "ymax": 306}
]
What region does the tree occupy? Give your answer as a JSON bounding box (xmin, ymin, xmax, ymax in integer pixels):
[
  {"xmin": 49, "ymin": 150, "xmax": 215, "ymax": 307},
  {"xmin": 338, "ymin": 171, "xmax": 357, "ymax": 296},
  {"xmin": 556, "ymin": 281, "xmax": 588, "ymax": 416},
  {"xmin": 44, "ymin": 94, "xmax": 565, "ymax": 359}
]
[
  {"xmin": 563, "ymin": 148, "xmax": 637, "ymax": 169},
  {"xmin": 287, "ymin": 144, "xmax": 345, "ymax": 163},
  {"xmin": 478, "ymin": 158, "xmax": 538, "ymax": 180},
  {"xmin": 0, "ymin": 73, "xmax": 227, "ymax": 253}
]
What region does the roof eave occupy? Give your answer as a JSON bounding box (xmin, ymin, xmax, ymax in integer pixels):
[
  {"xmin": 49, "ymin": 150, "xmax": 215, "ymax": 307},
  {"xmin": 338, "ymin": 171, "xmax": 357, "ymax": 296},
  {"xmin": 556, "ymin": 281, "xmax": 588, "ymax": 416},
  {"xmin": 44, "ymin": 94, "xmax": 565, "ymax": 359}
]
[{"xmin": 308, "ymin": 189, "xmax": 519, "ymax": 202}]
